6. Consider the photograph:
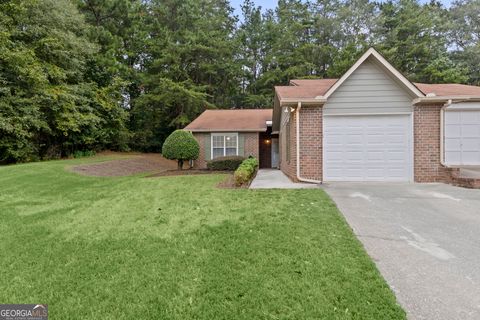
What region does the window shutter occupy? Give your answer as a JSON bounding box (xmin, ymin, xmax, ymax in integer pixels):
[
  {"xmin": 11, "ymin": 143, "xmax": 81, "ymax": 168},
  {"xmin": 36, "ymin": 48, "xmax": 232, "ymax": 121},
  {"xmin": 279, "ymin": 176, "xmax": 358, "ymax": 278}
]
[
  {"xmin": 238, "ymin": 133, "xmax": 245, "ymax": 157},
  {"xmin": 204, "ymin": 133, "xmax": 211, "ymax": 160}
]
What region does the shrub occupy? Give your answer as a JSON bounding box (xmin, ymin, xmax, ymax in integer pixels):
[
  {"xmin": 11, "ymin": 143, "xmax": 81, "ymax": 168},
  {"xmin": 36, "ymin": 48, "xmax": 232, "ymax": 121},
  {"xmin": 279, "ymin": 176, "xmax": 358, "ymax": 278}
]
[
  {"xmin": 162, "ymin": 130, "xmax": 199, "ymax": 169},
  {"xmin": 207, "ymin": 156, "xmax": 245, "ymax": 171},
  {"xmin": 73, "ymin": 150, "xmax": 96, "ymax": 159},
  {"xmin": 234, "ymin": 157, "xmax": 259, "ymax": 186}
]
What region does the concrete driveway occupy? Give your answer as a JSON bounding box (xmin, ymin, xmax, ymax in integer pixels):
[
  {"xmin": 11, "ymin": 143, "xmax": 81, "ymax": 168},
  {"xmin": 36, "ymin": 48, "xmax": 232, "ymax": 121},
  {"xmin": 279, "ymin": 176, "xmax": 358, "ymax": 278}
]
[{"xmin": 323, "ymin": 182, "xmax": 480, "ymax": 320}]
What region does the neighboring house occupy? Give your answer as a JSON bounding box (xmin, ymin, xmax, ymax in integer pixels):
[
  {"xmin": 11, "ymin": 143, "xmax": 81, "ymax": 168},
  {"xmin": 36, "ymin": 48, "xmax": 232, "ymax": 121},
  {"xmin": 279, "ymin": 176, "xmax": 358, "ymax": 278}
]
[
  {"xmin": 186, "ymin": 48, "xmax": 480, "ymax": 187},
  {"xmin": 184, "ymin": 109, "xmax": 279, "ymax": 169}
]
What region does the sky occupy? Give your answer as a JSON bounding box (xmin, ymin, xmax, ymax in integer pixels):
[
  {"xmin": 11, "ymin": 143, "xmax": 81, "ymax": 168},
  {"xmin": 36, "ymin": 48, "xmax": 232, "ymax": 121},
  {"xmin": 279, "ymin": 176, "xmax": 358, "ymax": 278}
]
[{"xmin": 230, "ymin": 0, "xmax": 454, "ymax": 17}]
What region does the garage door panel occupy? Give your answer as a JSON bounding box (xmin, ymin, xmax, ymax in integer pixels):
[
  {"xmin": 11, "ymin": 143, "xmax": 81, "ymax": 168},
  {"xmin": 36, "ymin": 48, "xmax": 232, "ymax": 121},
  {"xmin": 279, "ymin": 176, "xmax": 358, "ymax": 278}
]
[
  {"xmin": 324, "ymin": 115, "xmax": 412, "ymax": 181},
  {"xmin": 462, "ymin": 125, "xmax": 480, "ymax": 137},
  {"xmin": 444, "ymin": 110, "xmax": 480, "ymax": 165},
  {"xmin": 445, "ymin": 151, "xmax": 462, "ymax": 163},
  {"xmin": 445, "ymin": 125, "xmax": 461, "ymax": 136},
  {"xmin": 346, "ymin": 152, "xmax": 363, "ymax": 161},
  {"xmin": 462, "ymin": 138, "xmax": 480, "ymax": 150},
  {"xmin": 462, "ymin": 152, "xmax": 480, "ymax": 163}
]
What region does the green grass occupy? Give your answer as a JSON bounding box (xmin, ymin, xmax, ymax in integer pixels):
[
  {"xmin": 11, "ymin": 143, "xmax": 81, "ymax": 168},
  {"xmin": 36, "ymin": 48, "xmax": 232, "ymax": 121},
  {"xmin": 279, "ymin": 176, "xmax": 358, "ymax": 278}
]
[{"xmin": 0, "ymin": 157, "xmax": 406, "ymax": 319}]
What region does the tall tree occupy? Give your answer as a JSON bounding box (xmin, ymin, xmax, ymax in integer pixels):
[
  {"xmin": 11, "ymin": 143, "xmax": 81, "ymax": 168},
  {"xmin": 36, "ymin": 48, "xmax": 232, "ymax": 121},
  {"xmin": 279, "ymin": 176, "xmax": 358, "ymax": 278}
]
[
  {"xmin": 449, "ymin": 0, "xmax": 480, "ymax": 85},
  {"xmin": 0, "ymin": 0, "xmax": 129, "ymax": 162},
  {"xmin": 130, "ymin": 0, "xmax": 238, "ymax": 151},
  {"xmin": 377, "ymin": 0, "xmax": 467, "ymax": 83}
]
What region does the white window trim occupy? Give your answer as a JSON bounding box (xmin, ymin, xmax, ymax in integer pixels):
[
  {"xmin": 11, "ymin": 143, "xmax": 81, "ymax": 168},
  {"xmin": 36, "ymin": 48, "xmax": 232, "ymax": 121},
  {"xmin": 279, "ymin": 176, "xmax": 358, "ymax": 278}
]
[{"xmin": 211, "ymin": 133, "xmax": 239, "ymax": 159}]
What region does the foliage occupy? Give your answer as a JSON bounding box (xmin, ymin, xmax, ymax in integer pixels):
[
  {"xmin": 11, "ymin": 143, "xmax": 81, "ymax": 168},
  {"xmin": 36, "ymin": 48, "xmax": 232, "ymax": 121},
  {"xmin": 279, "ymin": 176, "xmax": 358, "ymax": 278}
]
[
  {"xmin": 73, "ymin": 150, "xmax": 96, "ymax": 159},
  {"xmin": 207, "ymin": 156, "xmax": 245, "ymax": 171},
  {"xmin": 0, "ymin": 0, "xmax": 129, "ymax": 163},
  {"xmin": 162, "ymin": 130, "xmax": 199, "ymax": 169},
  {"xmin": 234, "ymin": 157, "xmax": 259, "ymax": 186},
  {"xmin": 1, "ymin": 0, "xmax": 479, "ymax": 164}
]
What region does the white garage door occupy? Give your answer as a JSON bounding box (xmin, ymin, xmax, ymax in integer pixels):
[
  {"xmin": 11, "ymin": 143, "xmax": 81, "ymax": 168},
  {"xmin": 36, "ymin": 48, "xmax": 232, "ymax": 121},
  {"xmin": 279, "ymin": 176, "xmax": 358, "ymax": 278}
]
[
  {"xmin": 323, "ymin": 115, "xmax": 412, "ymax": 181},
  {"xmin": 444, "ymin": 110, "xmax": 480, "ymax": 165}
]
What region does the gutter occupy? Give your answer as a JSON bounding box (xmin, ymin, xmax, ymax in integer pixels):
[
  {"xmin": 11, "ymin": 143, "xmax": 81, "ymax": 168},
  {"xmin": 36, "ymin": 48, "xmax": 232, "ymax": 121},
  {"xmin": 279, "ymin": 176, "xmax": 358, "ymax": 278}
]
[
  {"xmin": 295, "ymin": 102, "xmax": 322, "ymax": 184},
  {"xmin": 280, "ymin": 98, "xmax": 326, "ymax": 106},
  {"xmin": 440, "ymin": 99, "xmax": 452, "ymax": 167},
  {"xmin": 413, "ymin": 96, "xmax": 480, "ymax": 105},
  {"xmin": 185, "ymin": 128, "xmax": 268, "ymax": 132}
]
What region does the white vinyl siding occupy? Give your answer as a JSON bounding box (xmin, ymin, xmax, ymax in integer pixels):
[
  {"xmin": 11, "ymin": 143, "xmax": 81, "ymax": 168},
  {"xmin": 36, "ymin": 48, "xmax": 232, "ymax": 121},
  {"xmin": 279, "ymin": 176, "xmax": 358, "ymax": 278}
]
[
  {"xmin": 211, "ymin": 133, "xmax": 238, "ymax": 159},
  {"xmin": 324, "ymin": 58, "xmax": 414, "ymax": 115},
  {"xmin": 445, "ymin": 110, "xmax": 480, "ymax": 165}
]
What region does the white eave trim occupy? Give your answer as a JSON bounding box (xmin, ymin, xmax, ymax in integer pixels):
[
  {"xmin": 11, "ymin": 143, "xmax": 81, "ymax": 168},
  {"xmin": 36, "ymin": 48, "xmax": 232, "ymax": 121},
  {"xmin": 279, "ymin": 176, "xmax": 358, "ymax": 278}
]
[
  {"xmin": 279, "ymin": 98, "xmax": 327, "ymax": 106},
  {"xmin": 186, "ymin": 128, "xmax": 267, "ymax": 132},
  {"xmin": 321, "ymin": 48, "xmax": 425, "ymax": 99},
  {"xmin": 413, "ymin": 96, "xmax": 480, "ymax": 105}
]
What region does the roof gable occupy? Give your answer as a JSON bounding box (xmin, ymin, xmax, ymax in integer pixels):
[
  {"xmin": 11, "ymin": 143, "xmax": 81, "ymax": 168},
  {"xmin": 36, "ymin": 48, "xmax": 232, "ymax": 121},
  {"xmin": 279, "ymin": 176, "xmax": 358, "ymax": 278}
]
[{"xmin": 323, "ymin": 48, "xmax": 424, "ymax": 99}]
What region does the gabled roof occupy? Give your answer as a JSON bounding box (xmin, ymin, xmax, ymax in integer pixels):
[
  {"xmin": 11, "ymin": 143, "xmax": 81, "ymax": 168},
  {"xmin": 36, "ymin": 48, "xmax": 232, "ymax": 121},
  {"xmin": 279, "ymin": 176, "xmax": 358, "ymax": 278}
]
[
  {"xmin": 323, "ymin": 48, "xmax": 425, "ymax": 98},
  {"xmin": 274, "ymin": 85, "xmax": 328, "ymax": 100},
  {"xmin": 276, "ymin": 79, "xmax": 480, "ymax": 100},
  {"xmin": 414, "ymin": 83, "xmax": 480, "ymax": 96},
  {"xmin": 184, "ymin": 109, "xmax": 272, "ymax": 132}
]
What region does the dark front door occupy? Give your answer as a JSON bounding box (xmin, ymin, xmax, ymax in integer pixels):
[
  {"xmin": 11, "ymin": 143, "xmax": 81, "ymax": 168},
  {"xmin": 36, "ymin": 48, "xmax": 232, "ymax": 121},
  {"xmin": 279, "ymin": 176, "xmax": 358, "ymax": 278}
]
[
  {"xmin": 259, "ymin": 132, "xmax": 272, "ymax": 168},
  {"xmin": 259, "ymin": 127, "xmax": 278, "ymax": 168}
]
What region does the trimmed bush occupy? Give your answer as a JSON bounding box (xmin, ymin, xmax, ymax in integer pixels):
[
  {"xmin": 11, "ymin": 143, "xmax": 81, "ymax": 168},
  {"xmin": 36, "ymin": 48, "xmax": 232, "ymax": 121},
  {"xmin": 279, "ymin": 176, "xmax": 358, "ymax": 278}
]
[
  {"xmin": 162, "ymin": 130, "xmax": 200, "ymax": 169},
  {"xmin": 207, "ymin": 156, "xmax": 245, "ymax": 171},
  {"xmin": 234, "ymin": 157, "xmax": 259, "ymax": 186}
]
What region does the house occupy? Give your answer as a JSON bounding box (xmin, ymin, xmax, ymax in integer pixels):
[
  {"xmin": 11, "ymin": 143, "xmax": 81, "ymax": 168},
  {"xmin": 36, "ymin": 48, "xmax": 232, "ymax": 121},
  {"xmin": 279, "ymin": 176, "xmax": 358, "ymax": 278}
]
[
  {"xmin": 186, "ymin": 48, "xmax": 480, "ymax": 186},
  {"xmin": 184, "ymin": 109, "xmax": 279, "ymax": 169}
]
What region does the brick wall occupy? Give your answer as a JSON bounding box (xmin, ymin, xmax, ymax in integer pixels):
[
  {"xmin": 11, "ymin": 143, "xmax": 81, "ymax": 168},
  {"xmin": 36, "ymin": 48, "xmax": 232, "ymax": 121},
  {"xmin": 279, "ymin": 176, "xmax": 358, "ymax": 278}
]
[
  {"xmin": 279, "ymin": 106, "xmax": 323, "ymax": 181},
  {"xmin": 244, "ymin": 132, "xmax": 259, "ymax": 159},
  {"xmin": 192, "ymin": 132, "xmax": 259, "ymax": 169},
  {"xmin": 414, "ymin": 104, "xmax": 453, "ymax": 182},
  {"xmin": 298, "ymin": 106, "xmax": 323, "ymax": 181},
  {"xmin": 280, "ymin": 111, "xmax": 297, "ymax": 180},
  {"xmin": 192, "ymin": 132, "xmax": 207, "ymax": 169},
  {"xmin": 276, "ymin": 104, "xmax": 456, "ymax": 184}
]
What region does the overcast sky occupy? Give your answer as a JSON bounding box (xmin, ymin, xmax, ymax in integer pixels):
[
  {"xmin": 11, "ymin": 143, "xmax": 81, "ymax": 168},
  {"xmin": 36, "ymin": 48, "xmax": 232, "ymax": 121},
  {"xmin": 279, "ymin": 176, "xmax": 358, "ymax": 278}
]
[{"xmin": 230, "ymin": 0, "xmax": 454, "ymax": 17}]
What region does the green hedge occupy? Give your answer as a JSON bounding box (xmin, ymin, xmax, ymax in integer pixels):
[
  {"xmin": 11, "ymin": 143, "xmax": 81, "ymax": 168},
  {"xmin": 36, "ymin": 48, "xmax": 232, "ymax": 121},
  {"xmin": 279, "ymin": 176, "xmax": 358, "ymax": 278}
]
[
  {"xmin": 207, "ymin": 156, "xmax": 245, "ymax": 171},
  {"xmin": 234, "ymin": 157, "xmax": 259, "ymax": 186},
  {"xmin": 162, "ymin": 130, "xmax": 199, "ymax": 169}
]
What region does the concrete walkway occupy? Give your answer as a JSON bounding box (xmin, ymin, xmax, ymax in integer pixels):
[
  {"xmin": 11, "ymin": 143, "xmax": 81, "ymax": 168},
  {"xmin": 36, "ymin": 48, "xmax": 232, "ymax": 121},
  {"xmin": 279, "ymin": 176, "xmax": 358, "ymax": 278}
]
[{"xmin": 250, "ymin": 169, "xmax": 319, "ymax": 189}]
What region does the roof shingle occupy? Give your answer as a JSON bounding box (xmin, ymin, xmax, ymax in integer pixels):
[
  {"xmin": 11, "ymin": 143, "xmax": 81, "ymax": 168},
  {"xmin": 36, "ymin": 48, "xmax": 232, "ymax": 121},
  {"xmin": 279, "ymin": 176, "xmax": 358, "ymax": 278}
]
[
  {"xmin": 184, "ymin": 109, "xmax": 272, "ymax": 132},
  {"xmin": 275, "ymin": 79, "xmax": 480, "ymax": 100}
]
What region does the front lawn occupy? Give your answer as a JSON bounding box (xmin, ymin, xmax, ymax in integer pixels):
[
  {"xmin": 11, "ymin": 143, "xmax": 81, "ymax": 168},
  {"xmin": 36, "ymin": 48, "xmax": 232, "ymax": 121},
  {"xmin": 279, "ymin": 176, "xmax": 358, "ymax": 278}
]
[{"xmin": 0, "ymin": 156, "xmax": 405, "ymax": 319}]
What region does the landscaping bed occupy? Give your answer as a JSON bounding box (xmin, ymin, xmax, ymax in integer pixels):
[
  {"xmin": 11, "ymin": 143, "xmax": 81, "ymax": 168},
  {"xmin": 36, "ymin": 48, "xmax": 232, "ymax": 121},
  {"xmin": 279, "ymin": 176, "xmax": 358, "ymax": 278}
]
[
  {"xmin": 70, "ymin": 153, "xmax": 177, "ymax": 176},
  {"xmin": 148, "ymin": 169, "xmax": 231, "ymax": 177}
]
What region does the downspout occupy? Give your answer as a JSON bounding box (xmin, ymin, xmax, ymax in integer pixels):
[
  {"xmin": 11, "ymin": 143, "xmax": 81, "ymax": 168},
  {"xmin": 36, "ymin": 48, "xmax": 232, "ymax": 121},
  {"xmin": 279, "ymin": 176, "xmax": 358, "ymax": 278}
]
[
  {"xmin": 440, "ymin": 99, "xmax": 452, "ymax": 167},
  {"xmin": 295, "ymin": 102, "xmax": 322, "ymax": 184}
]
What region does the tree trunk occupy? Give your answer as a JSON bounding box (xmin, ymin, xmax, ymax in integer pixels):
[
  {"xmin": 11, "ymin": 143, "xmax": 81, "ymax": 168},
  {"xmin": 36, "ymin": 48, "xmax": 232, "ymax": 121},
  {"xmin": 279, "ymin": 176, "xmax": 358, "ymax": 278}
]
[{"xmin": 178, "ymin": 159, "xmax": 183, "ymax": 170}]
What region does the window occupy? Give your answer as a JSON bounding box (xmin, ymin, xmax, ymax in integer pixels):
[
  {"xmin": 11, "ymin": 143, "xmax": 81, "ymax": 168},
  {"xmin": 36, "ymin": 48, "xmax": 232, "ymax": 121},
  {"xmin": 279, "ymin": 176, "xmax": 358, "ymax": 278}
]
[{"xmin": 211, "ymin": 133, "xmax": 238, "ymax": 159}]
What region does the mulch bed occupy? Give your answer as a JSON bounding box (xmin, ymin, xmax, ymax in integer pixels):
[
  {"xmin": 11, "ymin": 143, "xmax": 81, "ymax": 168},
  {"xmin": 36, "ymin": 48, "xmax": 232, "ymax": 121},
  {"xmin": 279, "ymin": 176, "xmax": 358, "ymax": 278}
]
[{"xmin": 70, "ymin": 153, "xmax": 177, "ymax": 177}]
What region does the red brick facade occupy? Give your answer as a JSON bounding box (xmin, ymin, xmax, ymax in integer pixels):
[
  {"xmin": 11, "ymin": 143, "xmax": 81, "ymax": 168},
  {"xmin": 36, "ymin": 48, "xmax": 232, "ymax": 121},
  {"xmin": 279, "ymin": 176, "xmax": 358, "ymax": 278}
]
[
  {"xmin": 279, "ymin": 111, "xmax": 297, "ymax": 180},
  {"xmin": 192, "ymin": 132, "xmax": 259, "ymax": 169},
  {"xmin": 244, "ymin": 132, "xmax": 260, "ymax": 159},
  {"xmin": 413, "ymin": 104, "xmax": 454, "ymax": 183},
  {"xmin": 192, "ymin": 105, "xmax": 476, "ymax": 186},
  {"xmin": 192, "ymin": 133, "xmax": 208, "ymax": 169},
  {"xmin": 279, "ymin": 106, "xmax": 323, "ymax": 181},
  {"xmin": 277, "ymin": 104, "xmax": 462, "ymax": 184}
]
